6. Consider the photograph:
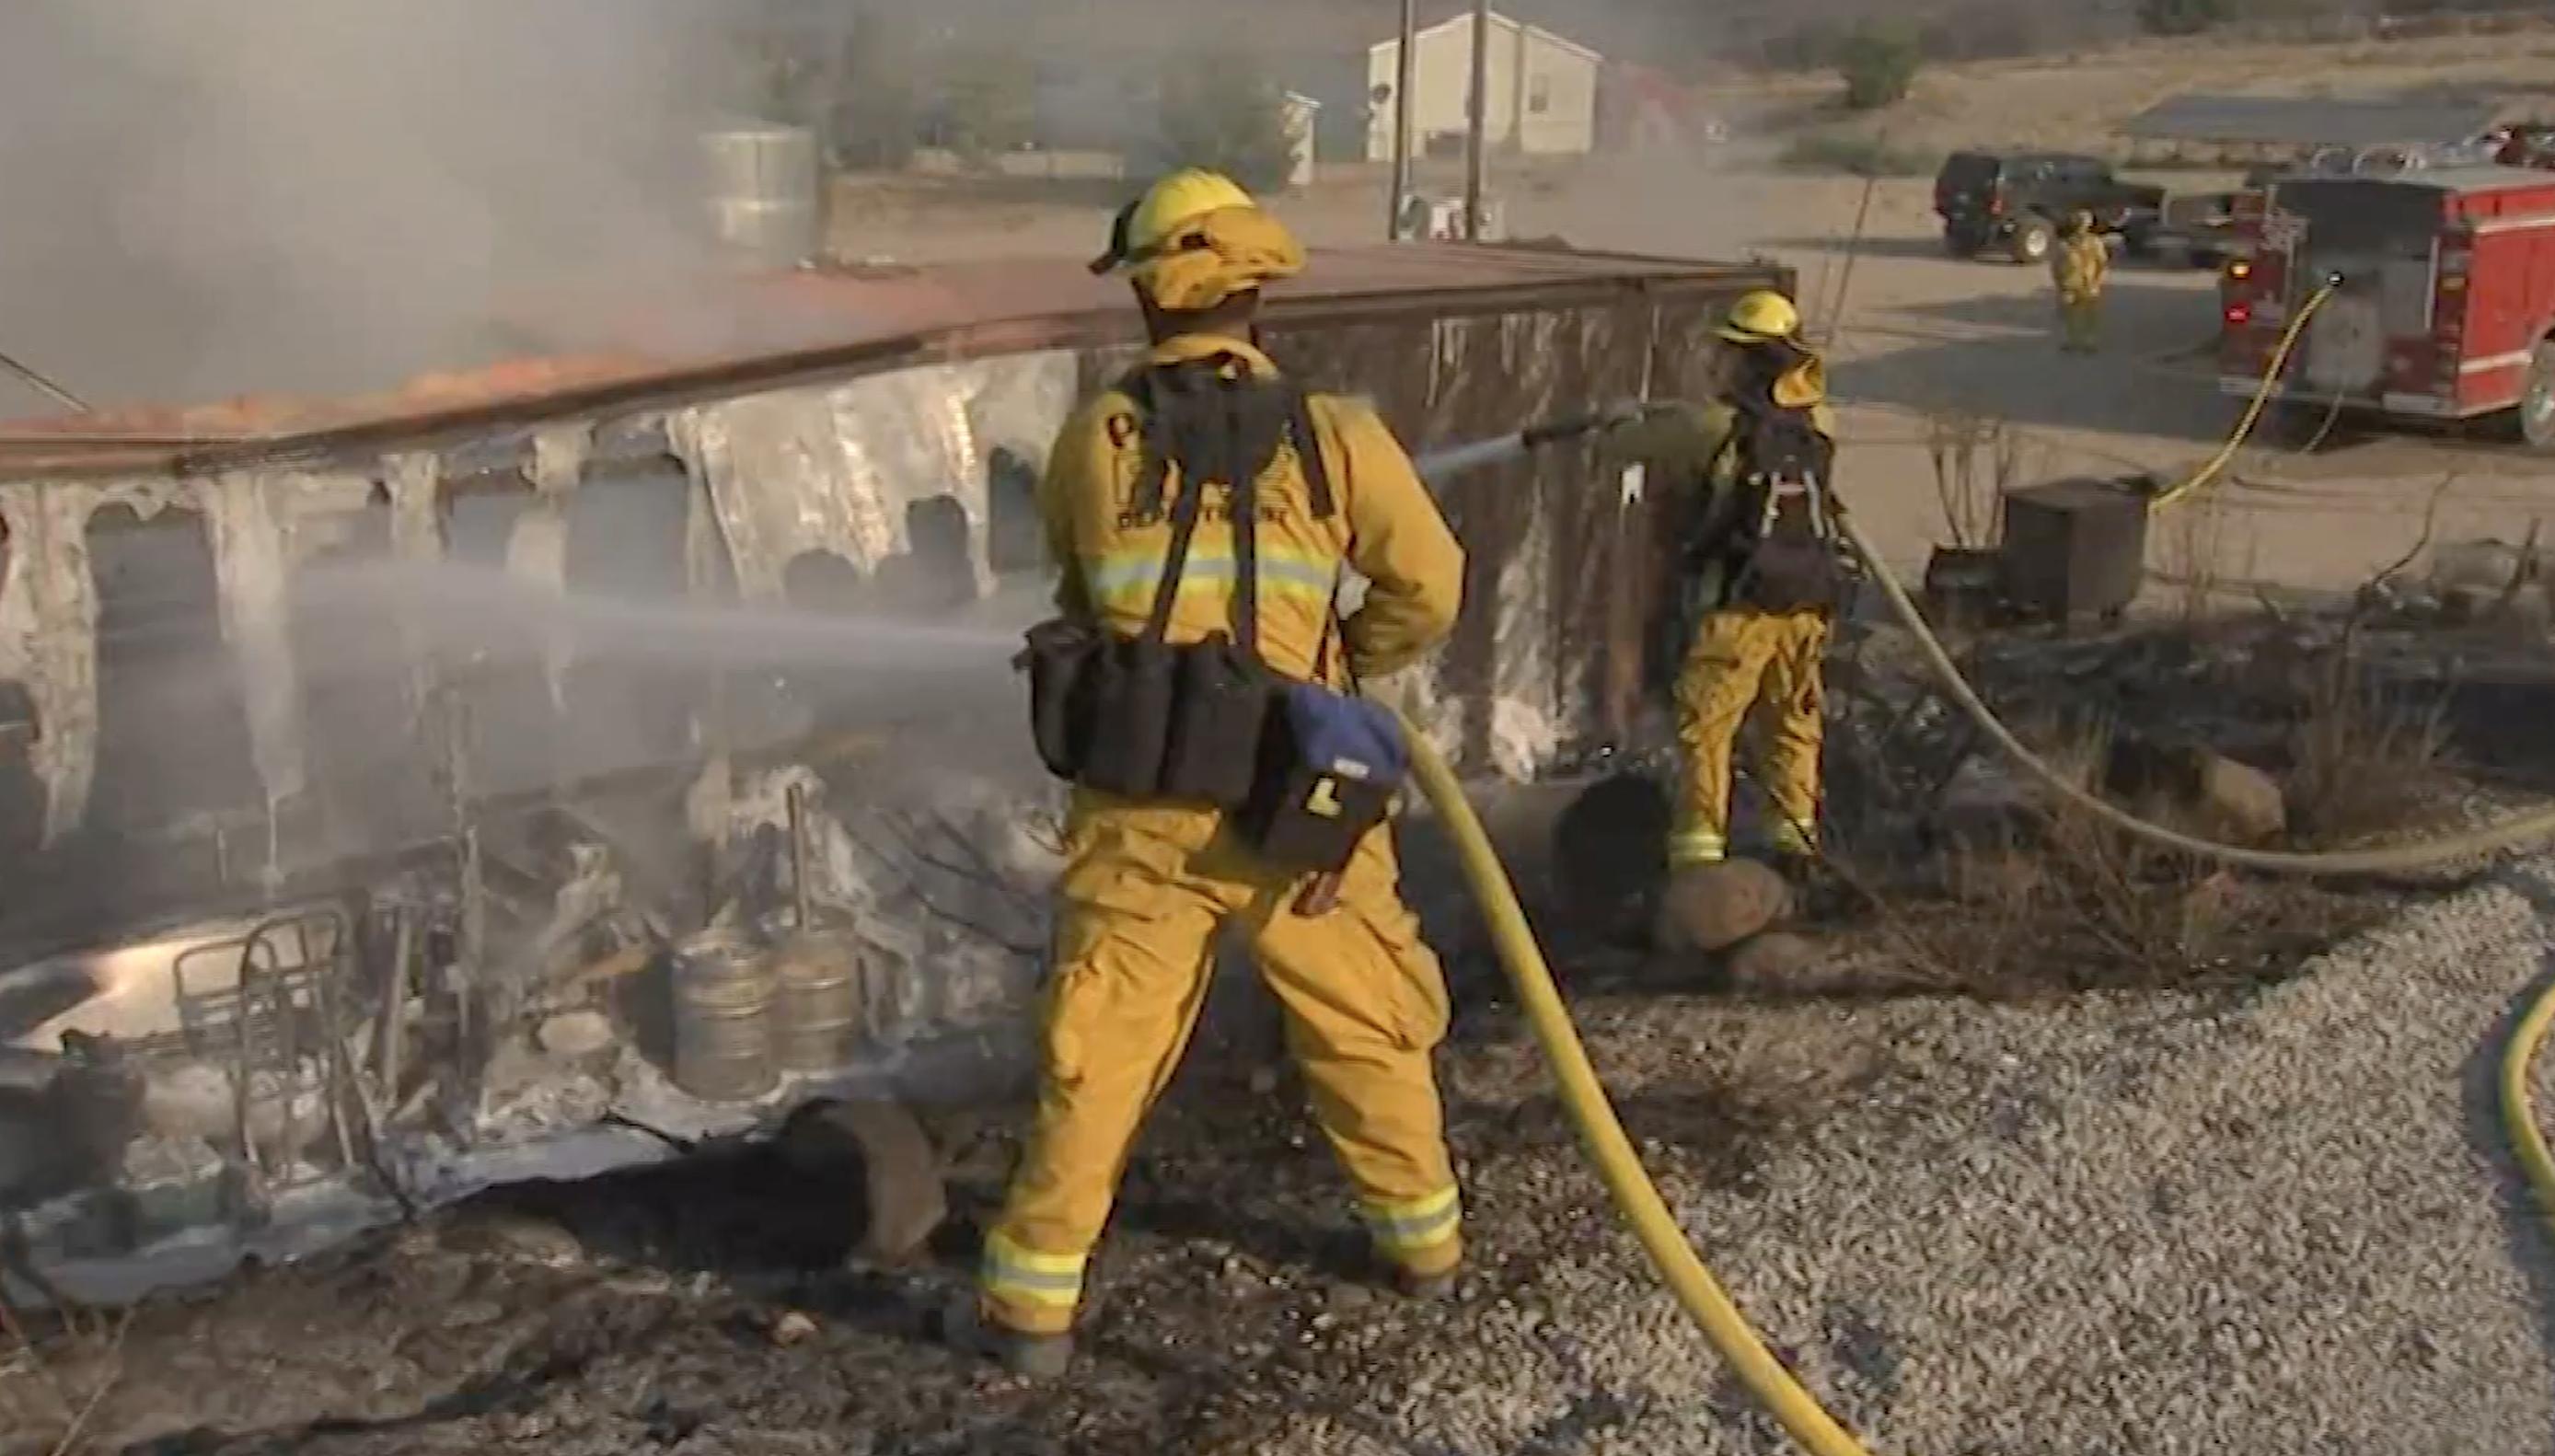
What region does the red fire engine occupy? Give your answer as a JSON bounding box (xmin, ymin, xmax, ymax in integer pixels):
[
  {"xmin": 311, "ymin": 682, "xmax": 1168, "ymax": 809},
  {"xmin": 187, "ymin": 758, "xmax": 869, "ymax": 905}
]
[{"xmin": 2219, "ymin": 163, "xmax": 2555, "ymax": 446}]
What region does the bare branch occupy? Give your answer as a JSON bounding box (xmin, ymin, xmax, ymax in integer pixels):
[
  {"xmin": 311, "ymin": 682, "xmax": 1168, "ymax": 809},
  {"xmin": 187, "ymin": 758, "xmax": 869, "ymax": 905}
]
[{"xmin": 44, "ymin": 1305, "xmax": 133, "ymax": 1456}]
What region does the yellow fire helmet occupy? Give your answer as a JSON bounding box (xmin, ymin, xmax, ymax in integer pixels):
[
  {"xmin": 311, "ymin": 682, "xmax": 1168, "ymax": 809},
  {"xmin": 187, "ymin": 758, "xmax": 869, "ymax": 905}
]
[
  {"xmin": 1716, "ymin": 289, "xmax": 1801, "ymax": 345},
  {"xmin": 1087, "ymin": 168, "xmax": 1259, "ymax": 275}
]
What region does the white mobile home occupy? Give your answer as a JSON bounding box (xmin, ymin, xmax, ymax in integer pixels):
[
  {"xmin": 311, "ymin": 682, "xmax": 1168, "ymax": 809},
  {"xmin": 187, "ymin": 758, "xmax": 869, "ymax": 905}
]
[{"xmin": 1365, "ymin": 8, "xmax": 1601, "ymax": 163}]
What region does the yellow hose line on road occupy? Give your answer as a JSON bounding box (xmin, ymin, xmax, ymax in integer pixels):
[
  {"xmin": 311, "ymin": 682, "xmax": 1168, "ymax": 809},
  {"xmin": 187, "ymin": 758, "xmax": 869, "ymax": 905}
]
[
  {"xmin": 2148, "ymin": 280, "xmax": 2336, "ymax": 514},
  {"xmin": 2502, "ymin": 975, "xmax": 2555, "ymax": 1240},
  {"xmin": 1400, "ymin": 721, "xmax": 1878, "ymax": 1456}
]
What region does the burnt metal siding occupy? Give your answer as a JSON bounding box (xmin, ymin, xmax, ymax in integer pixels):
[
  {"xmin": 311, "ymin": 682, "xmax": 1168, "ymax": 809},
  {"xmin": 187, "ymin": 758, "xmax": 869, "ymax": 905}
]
[{"xmin": 0, "ymin": 265, "xmax": 1784, "ymax": 959}]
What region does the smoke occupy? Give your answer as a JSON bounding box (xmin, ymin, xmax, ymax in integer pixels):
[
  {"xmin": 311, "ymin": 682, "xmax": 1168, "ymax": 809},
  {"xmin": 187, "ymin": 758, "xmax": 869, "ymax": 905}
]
[{"xmin": 0, "ymin": 0, "xmax": 738, "ymax": 412}]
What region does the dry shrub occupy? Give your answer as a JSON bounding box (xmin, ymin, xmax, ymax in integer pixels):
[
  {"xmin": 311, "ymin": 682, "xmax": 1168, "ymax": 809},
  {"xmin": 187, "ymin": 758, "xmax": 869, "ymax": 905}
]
[
  {"xmin": 2157, "ymin": 486, "xmax": 2245, "ymax": 625},
  {"xmin": 1925, "ymin": 410, "xmax": 2022, "ymax": 550},
  {"xmin": 1844, "ymin": 717, "xmax": 2383, "ymax": 997},
  {"xmin": 2284, "ymin": 637, "xmax": 2454, "ymax": 844},
  {"xmin": 0, "ymin": 1288, "xmax": 133, "ymax": 1456}
]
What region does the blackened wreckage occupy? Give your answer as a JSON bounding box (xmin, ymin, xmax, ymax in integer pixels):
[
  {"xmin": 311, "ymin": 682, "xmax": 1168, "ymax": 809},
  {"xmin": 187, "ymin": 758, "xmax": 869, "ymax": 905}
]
[{"xmin": 0, "ymin": 243, "xmax": 1786, "ymax": 1302}]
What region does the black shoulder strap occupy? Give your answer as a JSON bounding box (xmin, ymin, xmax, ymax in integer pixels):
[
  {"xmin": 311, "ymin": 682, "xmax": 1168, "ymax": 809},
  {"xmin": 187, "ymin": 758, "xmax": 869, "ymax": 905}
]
[
  {"xmin": 1116, "ymin": 364, "xmax": 1175, "ymax": 522},
  {"xmin": 1286, "ymin": 389, "xmax": 1336, "ymax": 519},
  {"xmin": 1116, "ymin": 359, "xmax": 1339, "ymax": 525},
  {"xmin": 1139, "ymin": 435, "xmax": 1212, "ymax": 646},
  {"xmin": 1118, "ymin": 355, "xmax": 1348, "ymax": 660}
]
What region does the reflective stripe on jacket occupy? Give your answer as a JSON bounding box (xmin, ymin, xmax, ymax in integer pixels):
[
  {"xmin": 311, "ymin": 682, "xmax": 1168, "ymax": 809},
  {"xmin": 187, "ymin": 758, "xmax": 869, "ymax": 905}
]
[{"xmin": 1036, "ymin": 332, "xmax": 1463, "ymax": 683}]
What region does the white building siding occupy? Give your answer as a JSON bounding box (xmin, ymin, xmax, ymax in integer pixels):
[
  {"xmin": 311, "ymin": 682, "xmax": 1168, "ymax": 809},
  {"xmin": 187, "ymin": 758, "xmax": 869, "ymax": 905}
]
[{"xmin": 1366, "ymin": 12, "xmax": 1599, "ymax": 163}]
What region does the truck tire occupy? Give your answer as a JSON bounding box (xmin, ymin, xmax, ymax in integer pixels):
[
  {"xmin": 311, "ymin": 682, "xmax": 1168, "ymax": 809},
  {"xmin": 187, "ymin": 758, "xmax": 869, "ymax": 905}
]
[
  {"xmin": 2521, "ymin": 341, "xmax": 2555, "ymax": 452},
  {"xmin": 2008, "ymin": 215, "xmax": 2054, "ymax": 266},
  {"xmin": 1943, "ymin": 224, "xmax": 1984, "ymax": 259}
]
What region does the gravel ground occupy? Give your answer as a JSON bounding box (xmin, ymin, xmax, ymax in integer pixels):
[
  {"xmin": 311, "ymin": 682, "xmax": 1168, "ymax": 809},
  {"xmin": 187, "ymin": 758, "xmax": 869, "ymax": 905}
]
[
  {"xmin": 1352, "ymin": 861, "xmax": 2555, "ymax": 1456},
  {"xmin": 11, "ymin": 860, "xmax": 2555, "ymax": 1455}
]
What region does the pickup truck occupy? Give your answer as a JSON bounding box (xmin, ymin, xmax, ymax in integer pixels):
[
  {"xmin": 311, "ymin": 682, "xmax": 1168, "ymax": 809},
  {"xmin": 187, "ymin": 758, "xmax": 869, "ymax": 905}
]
[{"xmin": 1934, "ymin": 150, "xmax": 2168, "ymax": 265}]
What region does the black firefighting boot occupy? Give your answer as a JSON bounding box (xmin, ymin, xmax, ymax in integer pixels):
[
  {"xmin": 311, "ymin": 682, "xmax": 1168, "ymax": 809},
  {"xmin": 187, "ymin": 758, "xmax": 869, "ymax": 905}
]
[
  {"xmin": 938, "ymin": 1294, "xmax": 1073, "ymax": 1380},
  {"xmin": 1393, "ymin": 1264, "xmax": 1462, "ymax": 1301}
]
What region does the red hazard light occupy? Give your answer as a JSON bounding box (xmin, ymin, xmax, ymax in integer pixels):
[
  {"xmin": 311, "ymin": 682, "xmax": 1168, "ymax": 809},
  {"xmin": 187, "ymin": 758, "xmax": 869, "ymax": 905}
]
[{"xmin": 2225, "ymin": 301, "xmax": 2253, "ymax": 327}]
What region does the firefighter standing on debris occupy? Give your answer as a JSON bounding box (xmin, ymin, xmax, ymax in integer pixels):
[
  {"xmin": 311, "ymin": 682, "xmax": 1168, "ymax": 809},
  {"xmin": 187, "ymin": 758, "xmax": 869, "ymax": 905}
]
[
  {"xmin": 1604, "ymin": 289, "xmax": 1846, "ymax": 872},
  {"xmin": 2052, "ymin": 209, "xmax": 2109, "ymax": 354},
  {"xmin": 947, "ymin": 169, "xmax": 1470, "ymax": 1377}
]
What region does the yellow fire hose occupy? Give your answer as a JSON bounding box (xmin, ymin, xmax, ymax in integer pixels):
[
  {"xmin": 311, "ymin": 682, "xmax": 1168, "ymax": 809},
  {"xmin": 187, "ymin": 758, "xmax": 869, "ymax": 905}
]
[
  {"xmin": 2147, "ymin": 278, "xmax": 2336, "ymax": 513},
  {"xmin": 1402, "ymin": 726, "xmax": 1875, "ymax": 1455},
  {"xmin": 1393, "ymin": 494, "xmax": 2555, "ymax": 1455}
]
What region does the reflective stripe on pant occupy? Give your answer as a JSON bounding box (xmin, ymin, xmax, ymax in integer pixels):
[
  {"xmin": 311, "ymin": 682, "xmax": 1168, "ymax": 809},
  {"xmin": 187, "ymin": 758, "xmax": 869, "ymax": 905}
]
[
  {"xmin": 1671, "ymin": 605, "xmax": 1831, "ymax": 868},
  {"xmin": 981, "ymin": 795, "xmax": 1462, "ymax": 1335}
]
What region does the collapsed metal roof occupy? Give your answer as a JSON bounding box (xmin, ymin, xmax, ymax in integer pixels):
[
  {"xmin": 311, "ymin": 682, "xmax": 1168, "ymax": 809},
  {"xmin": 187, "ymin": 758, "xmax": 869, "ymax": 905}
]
[
  {"xmin": 2121, "ymin": 94, "xmax": 2507, "ymax": 149},
  {"xmin": 0, "ymin": 240, "xmax": 1790, "ymax": 1306},
  {"xmin": 0, "ymin": 245, "xmax": 1763, "ymax": 480}
]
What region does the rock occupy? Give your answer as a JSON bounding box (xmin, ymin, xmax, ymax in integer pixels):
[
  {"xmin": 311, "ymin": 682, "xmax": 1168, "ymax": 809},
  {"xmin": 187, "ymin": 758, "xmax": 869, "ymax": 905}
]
[
  {"xmin": 2439, "ymin": 583, "xmax": 2500, "ymax": 626},
  {"xmin": 781, "ymin": 1098, "xmax": 948, "ymax": 1265},
  {"xmin": 2430, "ymin": 537, "xmax": 2538, "ymax": 595},
  {"xmin": 1725, "ymin": 931, "xmax": 1822, "ymax": 992},
  {"xmin": 2104, "ymin": 734, "xmax": 2285, "ymax": 844},
  {"xmin": 535, "ymin": 1011, "xmax": 617, "ymax": 1058},
  {"xmin": 2190, "ymin": 753, "xmax": 2286, "ymax": 844},
  {"xmin": 770, "ymin": 1310, "xmax": 819, "ymax": 1347},
  {"xmin": 1552, "ymin": 773, "xmax": 1672, "ymax": 939},
  {"xmin": 1654, "ymin": 860, "xmax": 1794, "ymax": 953},
  {"xmin": 440, "ymin": 1209, "xmax": 584, "ymax": 1268}
]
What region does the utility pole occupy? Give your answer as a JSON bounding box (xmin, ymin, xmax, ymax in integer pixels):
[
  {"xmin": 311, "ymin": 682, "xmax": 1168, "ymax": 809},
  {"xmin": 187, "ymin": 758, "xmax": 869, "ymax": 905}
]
[
  {"xmin": 1388, "ymin": 0, "xmax": 1416, "ymax": 240},
  {"xmin": 1464, "ymin": 0, "xmax": 1489, "ymax": 240}
]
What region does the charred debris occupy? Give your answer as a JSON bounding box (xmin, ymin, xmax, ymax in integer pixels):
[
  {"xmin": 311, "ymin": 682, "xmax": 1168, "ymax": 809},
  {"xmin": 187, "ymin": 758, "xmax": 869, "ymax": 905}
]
[{"xmin": 0, "ymin": 247, "xmax": 1786, "ymax": 1305}]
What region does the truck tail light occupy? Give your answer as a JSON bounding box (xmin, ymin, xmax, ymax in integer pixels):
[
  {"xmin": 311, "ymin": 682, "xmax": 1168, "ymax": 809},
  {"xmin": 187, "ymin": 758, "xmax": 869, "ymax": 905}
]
[
  {"xmin": 2226, "ymin": 259, "xmax": 2253, "ymax": 282},
  {"xmin": 2225, "ymin": 301, "xmax": 2253, "ymax": 327}
]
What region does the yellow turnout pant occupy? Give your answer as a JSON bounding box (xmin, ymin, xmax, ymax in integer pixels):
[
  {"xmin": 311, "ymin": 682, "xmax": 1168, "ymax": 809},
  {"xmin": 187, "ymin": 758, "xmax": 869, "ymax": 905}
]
[
  {"xmin": 2058, "ymin": 294, "xmax": 2101, "ymax": 352},
  {"xmin": 1669, "ymin": 605, "xmax": 1832, "ymax": 867},
  {"xmin": 980, "ymin": 794, "xmax": 1462, "ymax": 1335}
]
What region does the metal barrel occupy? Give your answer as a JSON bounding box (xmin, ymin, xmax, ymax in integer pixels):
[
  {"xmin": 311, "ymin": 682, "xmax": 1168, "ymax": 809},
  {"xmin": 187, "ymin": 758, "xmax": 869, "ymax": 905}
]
[
  {"xmin": 671, "ymin": 930, "xmax": 778, "ymax": 1102},
  {"xmin": 700, "ymin": 124, "xmax": 820, "ymax": 269},
  {"xmin": 771, "ymin": 932, "xmax": 862, "ymax": 1074}
]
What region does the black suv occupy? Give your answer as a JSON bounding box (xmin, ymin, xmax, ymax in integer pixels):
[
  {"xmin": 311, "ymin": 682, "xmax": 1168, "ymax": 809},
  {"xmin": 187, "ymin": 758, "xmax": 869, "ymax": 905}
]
[{"xmin": 1934, "ymin": 151, "xmax": 2167, "ymax": 264}]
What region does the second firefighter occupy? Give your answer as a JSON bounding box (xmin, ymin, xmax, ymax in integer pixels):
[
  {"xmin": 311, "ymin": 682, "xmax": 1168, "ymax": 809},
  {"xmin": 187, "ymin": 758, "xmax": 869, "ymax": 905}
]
[{"xmin": 1607, "ymin": 288, "xmax": 1851, "ymax": 873}]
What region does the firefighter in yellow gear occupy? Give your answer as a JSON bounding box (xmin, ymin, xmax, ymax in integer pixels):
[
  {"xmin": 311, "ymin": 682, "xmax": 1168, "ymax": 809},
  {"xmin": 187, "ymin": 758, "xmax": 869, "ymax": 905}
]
[
  {"xmin": 1604, "ymin": 288, "xmax": 1842, "ymax": 871},
  {"xmin": 952, "ymin": 169, "xmax": 1470, "ymax": 1377},
  {"xmin": 2052, "ymin": 209, "xmax": 2109, "ymax": 354}
]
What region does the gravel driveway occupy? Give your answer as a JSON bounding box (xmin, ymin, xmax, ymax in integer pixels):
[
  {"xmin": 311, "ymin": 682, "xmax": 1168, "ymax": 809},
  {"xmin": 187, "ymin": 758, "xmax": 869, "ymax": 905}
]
[
  {"xmin": 17, "ymin": 861, "xmax": 2555, "ymax": 1456},
  {"xmin": 1335, "ymin": 859, "xmax": 2555, "ymax": 1456}
]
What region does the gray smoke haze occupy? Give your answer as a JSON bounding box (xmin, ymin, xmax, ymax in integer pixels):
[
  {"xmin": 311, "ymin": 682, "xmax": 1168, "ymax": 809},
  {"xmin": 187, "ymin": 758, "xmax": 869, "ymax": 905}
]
[{"xmin": 0, "ymin": 0, "xmax": 740, "ymax": 413}]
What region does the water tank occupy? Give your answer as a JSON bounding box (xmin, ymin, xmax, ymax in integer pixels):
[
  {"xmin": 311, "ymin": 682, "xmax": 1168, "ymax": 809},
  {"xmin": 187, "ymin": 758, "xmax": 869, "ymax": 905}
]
[
  {"xmin": 701, "ymin": 124, "xmax": 821, "ymax": 269},
  {"xmin": 670, "ymin": 928, "xmax": 779, "ymax": 1102}
]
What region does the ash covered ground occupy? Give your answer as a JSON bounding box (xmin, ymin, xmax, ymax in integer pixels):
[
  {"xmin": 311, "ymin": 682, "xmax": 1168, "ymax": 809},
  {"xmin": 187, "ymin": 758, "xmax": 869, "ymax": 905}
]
[{"xmin": 11, "ymin": 600, "xmax": 2555, "ymax": 1456}]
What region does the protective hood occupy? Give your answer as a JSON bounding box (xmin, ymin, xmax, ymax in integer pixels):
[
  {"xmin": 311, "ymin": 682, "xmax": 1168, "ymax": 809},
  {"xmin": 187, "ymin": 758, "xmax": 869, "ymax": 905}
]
[
  {"xmin": 1769, "ymin": 351, "xmax": 1826, "ymax": 410},
  {"xmin": 1129, "ymin": 205, "xmax": 1307, "ymax": 313},
  {"xmin": 1741, "ymin": 343, "xmax": 1826, "ymax": 411}
]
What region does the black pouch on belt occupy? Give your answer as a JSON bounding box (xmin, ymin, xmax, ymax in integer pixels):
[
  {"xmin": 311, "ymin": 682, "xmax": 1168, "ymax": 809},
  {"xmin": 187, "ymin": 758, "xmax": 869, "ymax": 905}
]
[
  {"xmin": 1020, "ymin": 353, "xmax": 1334, "ymax": 804},
  {"xmin": 1159, "ymin": 630, "xmax": 1270, "ymax": 807},
  {"xmin": 1023, "ymin": 617, "xmax": 1102, "ymax": 780}
]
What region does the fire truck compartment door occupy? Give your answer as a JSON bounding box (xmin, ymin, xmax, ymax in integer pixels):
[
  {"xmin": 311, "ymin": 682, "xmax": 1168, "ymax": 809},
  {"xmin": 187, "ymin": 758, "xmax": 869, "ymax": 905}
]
[
  {"xmin": 2303, "ymin": 290, "xmax": 2383, "ymax": 395},
  {"xmin": 2379, "ymin": 257, "xmax": 2434, "ymax": 335}
]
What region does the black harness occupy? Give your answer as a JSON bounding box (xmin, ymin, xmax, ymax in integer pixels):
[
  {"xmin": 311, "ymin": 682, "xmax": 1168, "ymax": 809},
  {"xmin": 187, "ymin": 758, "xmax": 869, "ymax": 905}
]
[{"xmin": 1021, "ymin": 353, "xmax": 1401, "ymax": 876}]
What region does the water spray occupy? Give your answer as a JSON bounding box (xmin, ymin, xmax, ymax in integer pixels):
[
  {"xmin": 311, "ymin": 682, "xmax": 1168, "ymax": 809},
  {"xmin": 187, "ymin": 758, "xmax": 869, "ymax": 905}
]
[{"xmin": 1411, "ymin": 401, "xmax": 1644, "ymax": 483}]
